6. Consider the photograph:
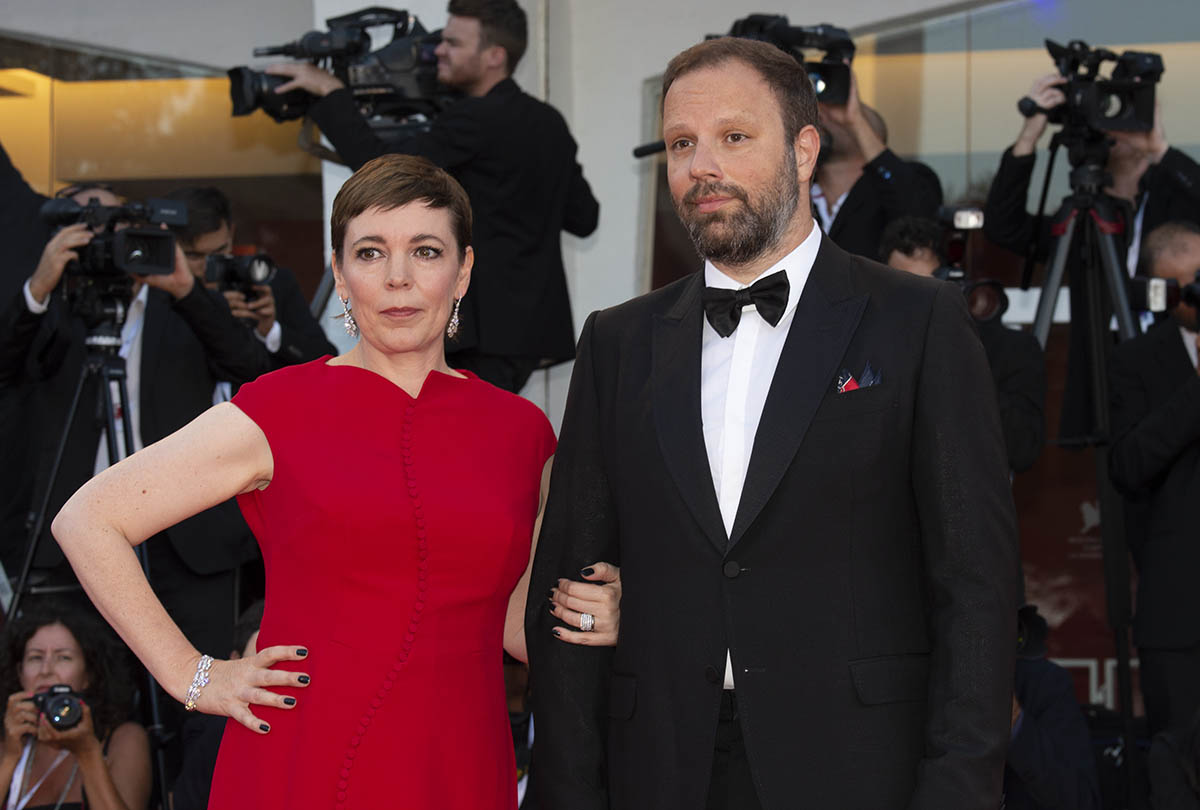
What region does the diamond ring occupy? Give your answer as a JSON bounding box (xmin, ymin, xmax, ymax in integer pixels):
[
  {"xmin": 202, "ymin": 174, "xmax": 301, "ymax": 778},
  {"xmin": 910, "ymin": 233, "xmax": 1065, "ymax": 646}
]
[{"xmin": 579, "ymin": 612, "xmax": 596, "ymax": 632}]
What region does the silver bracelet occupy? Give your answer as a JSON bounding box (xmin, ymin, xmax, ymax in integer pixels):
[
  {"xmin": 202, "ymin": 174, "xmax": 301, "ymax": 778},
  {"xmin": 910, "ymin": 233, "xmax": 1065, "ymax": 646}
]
[{"xmin": 184, "ymin": 654, "xmax": 214, "ymax": 712}]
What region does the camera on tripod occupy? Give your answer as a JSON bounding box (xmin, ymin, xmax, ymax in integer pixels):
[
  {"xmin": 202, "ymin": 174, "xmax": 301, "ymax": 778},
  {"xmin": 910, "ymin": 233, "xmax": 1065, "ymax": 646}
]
[
  {"xmin": 1019, "ymin": 39, "xmax": 1163, "ymax": 135},
  {"xmin": 205, "ymin": 252, "xmax": 279, "ymax": 300},
  {"xmin": 717, "ymin": 16, "xmax": 855, "ymax": 104},
  {"xmin": 39, "ymin": 196, "xmax": 187, "ymax": 332},
  {"xmin": 932, "ymin": 206, "xmax": 1009, "ymax": 324},
  {"xmin": 228, "ymin": 7, "xmax": 451, "ymax": 141}
]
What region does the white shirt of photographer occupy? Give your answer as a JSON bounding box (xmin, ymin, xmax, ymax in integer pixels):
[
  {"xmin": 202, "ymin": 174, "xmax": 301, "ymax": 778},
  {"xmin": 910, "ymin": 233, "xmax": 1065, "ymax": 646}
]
[
  {"xmin": 93, "ymin": 284, "xmax": 149, "ymax": 475},
  {"xmin": 701, "ymin": 225, "xmax": 820, "ymax": 690}
]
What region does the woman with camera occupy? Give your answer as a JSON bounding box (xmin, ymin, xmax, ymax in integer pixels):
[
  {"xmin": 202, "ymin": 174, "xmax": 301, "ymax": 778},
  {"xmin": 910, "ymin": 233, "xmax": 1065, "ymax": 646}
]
[
  {"xmin": 0, "ymin": 603, "xmax": 150, "ymax": 810},
  {"xmin": 51, "ymin": 153, "xmax": 619, "ymax": 810}
]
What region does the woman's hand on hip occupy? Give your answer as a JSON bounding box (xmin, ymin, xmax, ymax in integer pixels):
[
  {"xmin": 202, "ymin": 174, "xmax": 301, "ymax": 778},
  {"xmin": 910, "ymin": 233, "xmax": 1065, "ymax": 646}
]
[{"xmin": 191, "ymin": 646, "xmax": 311, "ymax": 734}]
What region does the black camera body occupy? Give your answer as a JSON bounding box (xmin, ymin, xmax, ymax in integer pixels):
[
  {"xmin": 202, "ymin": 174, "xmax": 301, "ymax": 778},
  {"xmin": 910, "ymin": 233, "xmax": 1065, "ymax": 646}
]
[
  {"xmin": 230, "ymin": 7, "xmax": 452, "ymax": 142},
  {"xmin": 1128, "ymin": 270, "xmax": 1200, "ymax": 313},
  {"xmin": 30, "ymin": 685, "xmax": 84, "ymax": 731},
  {"xmin": 718, "ymin": 16, "xmax": 855, "ymax": 104},
  {"xmin": 205, "ymin": 253, "xmax": 278, "ymax": 300},
  {"xmin": 1020, "ymin": 39, "xmax": 1163, "ymax": 135},
  {"xmin": 40, "ymin": 197, "xmax": 186, "ymax": 278}
]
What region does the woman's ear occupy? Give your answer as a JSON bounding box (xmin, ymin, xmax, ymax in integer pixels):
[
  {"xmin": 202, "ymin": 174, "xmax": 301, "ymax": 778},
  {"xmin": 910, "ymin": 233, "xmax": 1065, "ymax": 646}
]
[
  {"xmin": 455, "ymin": 245, "xmax": 474, "ymax": 301},
  {"xmin": 331, "ymin": 251, "xmax": 347, "ymax": 300}
]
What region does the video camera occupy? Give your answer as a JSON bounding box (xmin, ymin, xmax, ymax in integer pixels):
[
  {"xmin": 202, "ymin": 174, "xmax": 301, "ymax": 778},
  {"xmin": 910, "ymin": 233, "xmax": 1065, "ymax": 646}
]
[
  {"xmin": 38, "ymin": 195, "xmax": 186, "ymax": 331},
  {"xmin": 717, "ymin": 16, "xmax": 855, "ymax": 104},
  {"xmin": 229, "ymin": 7, "xmax": 451, "ymax": 142},
  {"xmin": 39, "ymin": 196, "xmax": 185, "ymax": 279},
  {"xmin": 206, "ymin": 252, "xmax": 279, "ymax": 300},
  {"xmin": 1019, "ymin": 39, "xmax": 1163, "ymax": 134}
]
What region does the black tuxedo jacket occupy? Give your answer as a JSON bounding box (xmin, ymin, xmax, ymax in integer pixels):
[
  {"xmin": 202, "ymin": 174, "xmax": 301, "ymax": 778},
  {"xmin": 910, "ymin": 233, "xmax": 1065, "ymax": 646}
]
[
  {"xmin": 309, "ymin": 79, "xmax": 599, "ymax": 363},
  {"xmin": 1109, "ymin": 318, "xmax": 1200, "ymax": 649},
  {"xmin": 526, "ymin": 237, "xmax": 1020, "ymax": 809},
  {"xmin": 0, "ymin": 281, "xmax": 269, "ymax": 575},
  {"xmin": 819, "ymin": 148, "xmax": 944, "ymax": 259}
]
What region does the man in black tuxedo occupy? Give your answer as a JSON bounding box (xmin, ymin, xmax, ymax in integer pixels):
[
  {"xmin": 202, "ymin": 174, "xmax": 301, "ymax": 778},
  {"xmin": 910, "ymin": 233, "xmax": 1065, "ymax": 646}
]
[
  {"xmin": 811, "ymin": 70, "xmax": 942, "ymax": 258},
  {"xmin": 0, "ymin": 188, "xmax": 268, "ymax": 658},
  {"xmin": 265, "ymin": 0, "xmax": 600, "ymax": 392},
  {"xmin": 165, "ymin": 185, "xmax": 335, "ymax": 373},
  {"xmin": 526, "ymin": 37, "xmax": 1019, "ymax": 810},
  {"xmin": 1109, "ymin": 220, "xmax": 1200, "ymax": 737}
]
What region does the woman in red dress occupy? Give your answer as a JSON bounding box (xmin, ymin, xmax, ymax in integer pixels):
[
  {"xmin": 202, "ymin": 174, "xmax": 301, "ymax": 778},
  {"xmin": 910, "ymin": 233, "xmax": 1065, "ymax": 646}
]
[{"xmin": 52, "ymin": 154, "xmax": 619, "ymax": 809}]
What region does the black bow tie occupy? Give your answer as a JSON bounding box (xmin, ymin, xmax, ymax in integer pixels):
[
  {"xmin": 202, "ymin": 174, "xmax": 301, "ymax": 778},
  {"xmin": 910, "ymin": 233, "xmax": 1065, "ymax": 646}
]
[{"xmin": 702, "ymin": 270, "xmax": 790, "ymax": 338}]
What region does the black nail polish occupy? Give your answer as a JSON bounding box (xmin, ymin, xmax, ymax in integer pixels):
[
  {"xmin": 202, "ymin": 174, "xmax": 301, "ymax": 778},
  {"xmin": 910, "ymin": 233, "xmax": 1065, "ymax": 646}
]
[
  {"xmin": 547, "ymin": 588, "xmax": 555, "ymax": 597},
  {"xmin": 259, "ymin": 723, "xmax": 270, "ymax": 732},
  {"xmin": 283, "ymin": 697, "xmax": 297, "ymax": 706},
  {"xmin": 552, "ymin": 628, "xmax": 562, "ymax": 637},
  {"xmin": 580, "ymin": 567, "xmax": 595, "ymax": 577},
  {"xmin": 296, "ymin": 648, "xmax": 308, "ymax": 657},
  {"xmin": 298, "ymin": 675, "xmax": 310, "ymax": 685}
]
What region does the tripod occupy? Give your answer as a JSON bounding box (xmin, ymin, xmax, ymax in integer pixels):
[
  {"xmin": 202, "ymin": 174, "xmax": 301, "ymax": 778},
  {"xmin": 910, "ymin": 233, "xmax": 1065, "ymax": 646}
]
[
  {"xmin": 8, "ymin": 307, "xmax": 173, "ymax": 810},
  {"xmin": 1030, "ymin": 157, "xmax": 1145, "ymax": 808}
]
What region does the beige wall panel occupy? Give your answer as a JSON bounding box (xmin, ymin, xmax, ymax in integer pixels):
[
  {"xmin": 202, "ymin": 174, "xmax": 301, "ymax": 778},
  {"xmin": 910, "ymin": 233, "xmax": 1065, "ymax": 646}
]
[{"xmin": 0, "ymin": 69, "xmax": 54, "ymax": 194}]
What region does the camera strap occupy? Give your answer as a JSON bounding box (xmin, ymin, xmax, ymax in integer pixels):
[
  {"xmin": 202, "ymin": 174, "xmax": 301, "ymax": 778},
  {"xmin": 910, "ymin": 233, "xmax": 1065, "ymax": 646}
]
[{"xmin": 6, "ymin": 740, "xmax": 70, "ymax": 810}]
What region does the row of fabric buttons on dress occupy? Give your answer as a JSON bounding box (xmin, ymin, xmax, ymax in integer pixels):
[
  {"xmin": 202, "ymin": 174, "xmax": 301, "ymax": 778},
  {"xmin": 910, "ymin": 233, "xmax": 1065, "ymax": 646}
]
[{"xmin": 336, "ymin": 403, "xmax": 430, "ymax": 809}]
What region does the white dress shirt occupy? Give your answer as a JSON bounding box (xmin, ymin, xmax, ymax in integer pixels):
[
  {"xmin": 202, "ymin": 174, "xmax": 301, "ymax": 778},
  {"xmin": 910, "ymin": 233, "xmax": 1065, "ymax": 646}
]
[
  {"xmin": 94, "ymin": 284, "xmax": 150, "ymax": 474},
  {"xmin": 810, "ymin": 183, "xmax": 847, "ymax": 233},
  {"xmin": 701, "ymin": 225, "xmax": 822, "ymax": 689},
  {"xmin": 1182, "ymin": 325, "xmax": 1199, "ymax": 369}
]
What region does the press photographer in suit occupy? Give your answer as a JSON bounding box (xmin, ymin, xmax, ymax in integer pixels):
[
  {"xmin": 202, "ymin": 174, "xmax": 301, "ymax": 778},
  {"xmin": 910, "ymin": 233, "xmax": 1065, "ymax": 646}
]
[
  {"xmin": 812, "ymin": 69, "xmax": 943, "ymax": 258},
  {"xmin": 0, "ymin": 185, "xmax": 268, "ymax": 659},
  {"xmin": 1109, "ymin": 220, "xmax": 1200, "ymax": 737},
  {"xmin": 526, "ymin": 37, "xmax": 1018, "ymax": 810},
  {"xmin": 264, "ymin": 0, "xmax": 599, "ymax": 392},
  {"xmin": 165, "ymin": 185, "xmax": 335, "ymax": 374}
]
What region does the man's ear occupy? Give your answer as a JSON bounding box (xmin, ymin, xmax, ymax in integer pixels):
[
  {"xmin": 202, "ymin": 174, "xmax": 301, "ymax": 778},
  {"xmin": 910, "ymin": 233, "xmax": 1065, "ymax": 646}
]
[
  {"xmin": 795, "ymin": 124, "xmax": 822, "ymax": 185},
  {"xmin": 483, "ymin": 44, "xmax": 508, "ymax": 74}
]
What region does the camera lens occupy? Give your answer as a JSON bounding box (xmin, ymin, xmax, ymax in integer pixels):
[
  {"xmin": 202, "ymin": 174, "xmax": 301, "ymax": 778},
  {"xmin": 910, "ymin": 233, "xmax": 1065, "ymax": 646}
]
[{"xmin": 809, "ymin": 72, "xmax": 827, "ymax": 95}]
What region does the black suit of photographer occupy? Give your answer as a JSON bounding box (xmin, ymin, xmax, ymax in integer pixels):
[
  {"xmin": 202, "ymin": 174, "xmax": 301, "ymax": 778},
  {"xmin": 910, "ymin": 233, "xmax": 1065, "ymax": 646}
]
[
  {"xmin": 0, "ymin": 273, "xmax": 270, "ymax": 657},
  {"xmin": 818, "ymin": 150, "xmax": 944, "ymax": 259},
  {"xmin": 1109, "ymin": 317, "xmax": 1200, "ymax": 736},
  {"xmin": 978, "ymin": 317, "xmax": 1047, "ymax": 474},
  {"xmin": 265, "ymin": 266, "xmax": 336, "ymax": 369},
  {"xmin": 307, "ymin": 79, "xmax": 599, "ymax": 391}
]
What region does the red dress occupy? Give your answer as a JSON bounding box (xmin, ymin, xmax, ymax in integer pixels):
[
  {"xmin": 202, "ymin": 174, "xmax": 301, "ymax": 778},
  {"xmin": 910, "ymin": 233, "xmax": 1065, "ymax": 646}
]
[{"xmin": 207, "ymin": 359, "xmax": 555, "ymax": 810}]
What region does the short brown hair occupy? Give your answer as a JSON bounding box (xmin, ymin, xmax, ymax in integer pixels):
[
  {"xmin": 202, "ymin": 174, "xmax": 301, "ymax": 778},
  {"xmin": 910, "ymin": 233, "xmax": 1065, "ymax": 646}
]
[
  {"xmin": 661, "ymin": 37, "xmax": 817, "ymax": 144},
  {"xmin": 447, "ymin": 0, "xmax": 527, "ymax": 74},
  {"xmin": 331, "ymin": 154, "xmax": 472, "ymax": 263}
]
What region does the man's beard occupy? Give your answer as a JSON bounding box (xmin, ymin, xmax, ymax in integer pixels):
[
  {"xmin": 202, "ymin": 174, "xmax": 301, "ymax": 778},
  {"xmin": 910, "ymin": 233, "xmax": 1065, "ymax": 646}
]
[{"xmin": 673, "ymin": 148, "xmax": 801, "ymax": 268}]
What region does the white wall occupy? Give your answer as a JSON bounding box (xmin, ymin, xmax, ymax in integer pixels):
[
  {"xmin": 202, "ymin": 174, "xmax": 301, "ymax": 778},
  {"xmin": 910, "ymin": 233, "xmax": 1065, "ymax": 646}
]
[{"xmin": 3, "ymin": 0, "xmax": 315, "ymax": 70}]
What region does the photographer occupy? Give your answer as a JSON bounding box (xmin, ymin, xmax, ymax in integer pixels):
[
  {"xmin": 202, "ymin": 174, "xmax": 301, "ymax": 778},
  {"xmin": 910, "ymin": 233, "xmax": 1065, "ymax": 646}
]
[
  {"xmin": 1109, "ymin": 220, "xmax": 1200, "ymax": 738},
  {"xmin": 265, "ymin": 0, "xmax": 600, "ymax": 392},
  {"xmin": 813, "ymin": 69, "xmax": 943, "ymax": 258},
  {"xmin": 165, "ymin": 186, "xmax": 335, "ymax": 374},
  {"xmin": 0, "ymin": 183, "xmax": 267, "ymax": 664},
  {"xmin": 0, "ymin": 602, "xmax": 150, "ymax": 810},
  {"xmin": 985, "ymin": 73, "xmax": 1200, "ymax": 275},
  {"xmin": 881, "ymin": 215, "xmax": 1047, "ymax": 473}
]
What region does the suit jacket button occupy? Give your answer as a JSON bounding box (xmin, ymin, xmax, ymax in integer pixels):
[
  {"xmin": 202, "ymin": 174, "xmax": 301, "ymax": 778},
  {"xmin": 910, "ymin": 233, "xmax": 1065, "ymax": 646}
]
[
  {"xmin": 723, "ymin": 561, "xmax": 740, "ymax": 579},
  {"xmin": 704, "ymin": 665, "xmax": 720, "ymax": 684}
]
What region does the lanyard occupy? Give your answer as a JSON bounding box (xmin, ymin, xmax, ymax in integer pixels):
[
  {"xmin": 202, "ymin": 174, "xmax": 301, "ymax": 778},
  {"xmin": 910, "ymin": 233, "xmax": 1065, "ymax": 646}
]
[{"xmin": 7, "ymin": 740, "xmax": 73, "ymax": 810}]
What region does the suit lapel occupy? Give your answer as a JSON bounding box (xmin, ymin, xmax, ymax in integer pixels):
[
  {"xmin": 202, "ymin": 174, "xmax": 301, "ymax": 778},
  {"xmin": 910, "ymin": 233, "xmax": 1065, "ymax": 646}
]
[
  {"xmin": 827, "ymin": 180, "xmax": 869, "ymax": 240},
  {"xmin": 728, "ymin": 239, "xmax": 868, "ymax": 549},
  {"xmin": 652, "ymin": 274, "xmax": 728, "ymax": 554}
]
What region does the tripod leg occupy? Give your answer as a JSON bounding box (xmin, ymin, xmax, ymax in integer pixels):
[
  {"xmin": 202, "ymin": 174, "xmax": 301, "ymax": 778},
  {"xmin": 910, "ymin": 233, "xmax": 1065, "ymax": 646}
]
[
  {"xmin": 1084, "ymin": 215, "xmax": 1145, "ymax": 808},
  {"xmin": 9, "ymin": 358, "xmax": 95, "ymax": 620},
  {"xmin": 1032, "ymin": 214, "xmax": 1077, "ymax": 348}
]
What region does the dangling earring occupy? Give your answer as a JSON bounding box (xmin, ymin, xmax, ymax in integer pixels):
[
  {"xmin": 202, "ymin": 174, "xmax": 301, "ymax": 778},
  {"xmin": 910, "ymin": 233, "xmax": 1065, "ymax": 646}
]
[
  {"xmin": 341, "ymin": 296, "xmax": 359, "ymax": 338},
  {"xmin": 446, "ymin": 297, "xmax": 462, "ymax": 339}
]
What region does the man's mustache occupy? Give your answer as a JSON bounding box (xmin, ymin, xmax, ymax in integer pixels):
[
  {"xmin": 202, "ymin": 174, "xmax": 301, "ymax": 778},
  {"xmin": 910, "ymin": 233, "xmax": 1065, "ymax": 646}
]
[{"xmin": 682, "ymin": 181, "xmax": 749, "ymax": 207}]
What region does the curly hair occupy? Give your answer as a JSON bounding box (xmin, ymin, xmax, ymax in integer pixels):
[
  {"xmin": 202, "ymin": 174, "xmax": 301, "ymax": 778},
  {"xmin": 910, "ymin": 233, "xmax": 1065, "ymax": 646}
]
[{"xmin": 0, "ymin": 602, "xmax": 136, "ymax": 741}]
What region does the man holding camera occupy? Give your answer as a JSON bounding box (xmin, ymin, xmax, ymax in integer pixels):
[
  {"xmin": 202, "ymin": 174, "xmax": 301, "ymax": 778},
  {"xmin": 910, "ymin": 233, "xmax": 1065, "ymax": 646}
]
[
  {"xmin": 812, "ymin": 70, "xmax": 943, "ymax": 259},
  {"xmin": 165, "ymin": 186, "xmax": 335, "ymax": 375},
  {"xmin": 0, "ymin": 179, "xmax": 267, "ymax": 661},
  {"xmin": 266, "ymin": 0, "xmax": 600, "ymax": 393},
  {"xmin": 1109, "ymin": 220, "xmax": 1200, "ymax": 738},
  {"xmin": 986, "ymin": 73, "xmax": 1200, "ymax": 276}
]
